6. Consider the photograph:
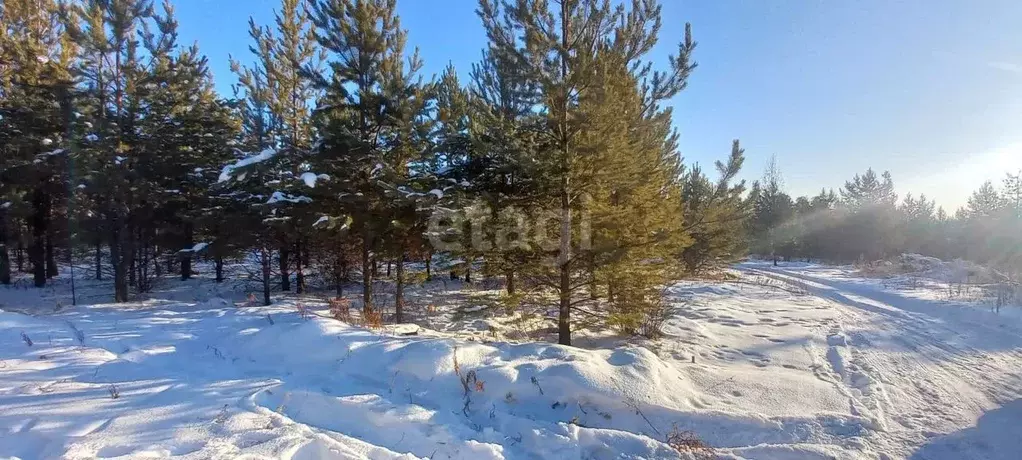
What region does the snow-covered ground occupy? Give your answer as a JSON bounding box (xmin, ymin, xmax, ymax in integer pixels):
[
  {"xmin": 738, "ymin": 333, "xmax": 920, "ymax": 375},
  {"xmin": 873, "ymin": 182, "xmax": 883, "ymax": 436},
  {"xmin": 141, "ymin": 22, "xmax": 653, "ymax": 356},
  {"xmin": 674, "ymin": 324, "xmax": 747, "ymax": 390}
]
[{"xmin": 2, "ymin": 260, "xmax": 1022, "ymax": 459}]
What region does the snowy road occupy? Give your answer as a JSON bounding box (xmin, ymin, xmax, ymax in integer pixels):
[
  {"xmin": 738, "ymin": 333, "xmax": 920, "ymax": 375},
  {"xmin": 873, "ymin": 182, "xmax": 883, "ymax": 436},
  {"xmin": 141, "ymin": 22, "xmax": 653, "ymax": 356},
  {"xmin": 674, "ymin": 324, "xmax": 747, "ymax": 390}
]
[{"xmin": 742, "ymin": 263, "xmax": 1022, "ymax": 460}]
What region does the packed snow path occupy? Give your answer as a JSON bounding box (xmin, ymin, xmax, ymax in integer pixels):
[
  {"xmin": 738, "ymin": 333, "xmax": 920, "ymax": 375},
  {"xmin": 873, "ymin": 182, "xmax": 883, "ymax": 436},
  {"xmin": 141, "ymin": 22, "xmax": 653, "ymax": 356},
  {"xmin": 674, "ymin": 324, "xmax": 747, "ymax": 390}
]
[
  {"xmin": 741, "ymin": 262, "xmax": 1022, "ymax": 459},
  {"xmin": 3, "ymin": 263, "xmax": 1022, "ymax": 459}
]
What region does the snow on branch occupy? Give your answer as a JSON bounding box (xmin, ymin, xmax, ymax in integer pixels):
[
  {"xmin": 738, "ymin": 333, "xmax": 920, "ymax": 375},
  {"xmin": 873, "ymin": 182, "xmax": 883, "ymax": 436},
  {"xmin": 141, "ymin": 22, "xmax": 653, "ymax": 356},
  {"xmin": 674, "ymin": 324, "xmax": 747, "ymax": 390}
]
[
  {"xmin": 267, "ymin": 191, "xmax": 312, "ymax": 204},
  {"xmin": 218, "ymin": 148, "xmax": 277, "ymax": 183},
  {"xmin": 177, "ymin": 242, "xmax": 209, "ymax": 254},
  {"xmin": 300, "ymin": 172, "xmax": 330, "ymax": 188}
]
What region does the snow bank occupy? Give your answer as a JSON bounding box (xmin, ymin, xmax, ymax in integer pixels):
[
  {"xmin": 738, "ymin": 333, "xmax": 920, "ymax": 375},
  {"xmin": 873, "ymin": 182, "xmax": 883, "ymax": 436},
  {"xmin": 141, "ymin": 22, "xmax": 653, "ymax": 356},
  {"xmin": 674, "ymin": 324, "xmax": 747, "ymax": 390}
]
[
  {"xmin": 866, "ymin": 253, "xmax": 1001, "ymax": 284},
  {"xmin": 0, "ymin": 304, "xmax": 698, "ymax": 459},
  {"xmin": 230, "ymin": 315, "xmax": 868, "ymax": 458},
  {"xmin": 902, "ymin": 254, "xmax": 998, "ymax": 284},
  {"xmin": 236, "ymin": 319, "xmax": 695, "ymax": 458}
]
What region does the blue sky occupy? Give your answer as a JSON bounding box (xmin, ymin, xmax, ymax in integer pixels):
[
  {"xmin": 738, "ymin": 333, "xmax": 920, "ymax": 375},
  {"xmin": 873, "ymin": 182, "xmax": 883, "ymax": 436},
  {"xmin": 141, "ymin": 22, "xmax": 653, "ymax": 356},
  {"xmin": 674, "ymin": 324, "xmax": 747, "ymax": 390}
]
[{"xmin": 175, "ymin": 0, "xmax": 1022, "ymax": 211}]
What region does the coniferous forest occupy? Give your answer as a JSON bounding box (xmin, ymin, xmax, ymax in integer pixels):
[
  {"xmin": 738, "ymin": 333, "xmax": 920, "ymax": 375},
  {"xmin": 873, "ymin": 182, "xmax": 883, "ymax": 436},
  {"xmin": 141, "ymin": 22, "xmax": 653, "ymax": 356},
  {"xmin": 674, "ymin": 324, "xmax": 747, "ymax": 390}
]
[{"xmin": 2, "ymin": 0, "xmax": 1020, "ymax": 349}]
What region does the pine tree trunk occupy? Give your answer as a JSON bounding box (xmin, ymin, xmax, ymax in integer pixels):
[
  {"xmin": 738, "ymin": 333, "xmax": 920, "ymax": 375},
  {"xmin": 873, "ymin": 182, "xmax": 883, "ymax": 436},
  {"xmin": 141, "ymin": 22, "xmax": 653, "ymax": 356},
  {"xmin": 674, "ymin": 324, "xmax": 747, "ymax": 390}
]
[
  {"xmin": 506, "ymin": 268, "xmax": 515, "ymax": 295},
  {"xmin": 128, "ymin": 246, "xmax": 136, "ymax": 289},
  {"xmin": 386, "ymin": 260, "xmax": 391, "ymax": 278},
  {"xmin": 154, "ymin": 244, "xmax": 162, "ymax": 277},
  {"xmin": 556, "ymin": 1, "xmax": 572, "ymax": 347},
  {"xmin": 395, "ymin": 252, "xmax": 405, "ymax": 323},
  {"xmin": 111, "ymin": 234, "xmax": 123, "ymax": 301},
  {"xmin": 335, "ymin": 239, "xmax": 345, "ymax": 297},
  {"xmin": 465, "ymin": 264, "xmax": 472, "ymax": 284},
  {"xmin": 122, "ymin": 219, "xmax": 135, "ymax": 301},
  {"xmin": 128, "ymin": 225, "xmax": 136, "ymax": 289},
  {"xmin": 112, "ymin": 223, "xmax": 129, "ymax": 302},
  {"xmin": 362, "ymin": 229, "xmax": 372, "ymax": 312},
  {"xmin": 45, "ymin": 230, "xmax": 57, "ymax": 279},
  {"xmin": 295, "ymin": 239, "xmax": 305, "ymax": 294},
  {"xmin": 94, "ymin": 239, "xmax": 102, "ymax": 280},
  {"xmin": 0, "ymin": 212, "xmax": 10, "ymax": 285},
  {"xmin": 137, "ymin": 236, "xmax": 150, "ymax": 293},
  {"xmin": 17, "ymin": 239, "xmax": 24, "ymax": 273},
  {"xmin": 181, "ymin": 223, "xmax": 193, "ymax": 280},
  {"xmin": 31, "ymin": 188, "xmax": 47, "ymax": 288},
  {"xmin": 279, "ymin": 242, "xmax": 291, "ymax": 291},
  {"xmin": 215, "ymin": 254, "xmax": 224, "ymax": 283},
  {"xmin": 261, "ymin": 247, "xmax": 271, "ymax": 306},
  {"xmin": 557, "ymin": 181, "xmax": 572, "ymax": 346}
]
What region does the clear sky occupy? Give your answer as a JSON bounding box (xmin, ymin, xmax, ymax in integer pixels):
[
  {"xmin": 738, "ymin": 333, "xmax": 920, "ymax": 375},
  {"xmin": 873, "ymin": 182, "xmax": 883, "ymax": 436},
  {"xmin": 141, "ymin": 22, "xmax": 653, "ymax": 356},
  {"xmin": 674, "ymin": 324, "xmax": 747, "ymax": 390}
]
[{"xmin": 174, "ymin": 0, "xmax": 1022, "ymax": 211}]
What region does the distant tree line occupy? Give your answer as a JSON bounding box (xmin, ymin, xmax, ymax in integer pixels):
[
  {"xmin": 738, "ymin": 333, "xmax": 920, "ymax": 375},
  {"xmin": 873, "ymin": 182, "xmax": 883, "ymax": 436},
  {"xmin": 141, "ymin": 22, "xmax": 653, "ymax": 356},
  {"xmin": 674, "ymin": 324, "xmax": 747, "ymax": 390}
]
[
  {"xmin": 0, "ymin": 0, "xmax": 756, "ymax": 345},
  {"xmin": 749, "ymin": 156, "xmax": 1022, "ymax": 280}
]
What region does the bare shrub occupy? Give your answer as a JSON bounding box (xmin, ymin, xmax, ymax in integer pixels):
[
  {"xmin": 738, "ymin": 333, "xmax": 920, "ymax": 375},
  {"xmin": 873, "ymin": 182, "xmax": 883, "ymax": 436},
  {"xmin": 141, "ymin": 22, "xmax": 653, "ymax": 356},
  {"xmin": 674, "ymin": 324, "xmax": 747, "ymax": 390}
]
[
  {"xmin": 329, "ymin": 297, "xmax": 352, "ymax": 322},
  {"xmin": 638, "ymin": 288, "xmax": 679, "ymax": 340},
  {"xmin": 666, "ymin": 424, "xmax": 715, "ymax": 459},
  {"xmin": 739, "ymin": 274, "xmax": 807, "ymax": 296},
  {"xmin": 363, "ymin": 307, "xmax": 383, "ymax": 329},
  {"xmin": 67, "ymin": 321, "xmax": 85, "ymax": 346},
  {"xmin": 453, "ymin": 349, "xmax": 485, "ymax": 415},
  {"xmin": 993, "ymin": 281, "xmax": 1021, "ymax": 312}
]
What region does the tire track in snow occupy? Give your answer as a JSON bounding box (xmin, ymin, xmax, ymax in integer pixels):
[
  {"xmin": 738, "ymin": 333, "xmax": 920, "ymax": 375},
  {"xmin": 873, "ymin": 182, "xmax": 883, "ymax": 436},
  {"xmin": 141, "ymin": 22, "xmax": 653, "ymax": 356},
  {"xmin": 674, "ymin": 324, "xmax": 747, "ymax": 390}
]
[
  {"xmin": 743, "ymin": 266, "xmax": 1022, "ymax": 458},
  {"xmin": 753, "ymin": 267, "xmax": 1022, "ymax": 404}
]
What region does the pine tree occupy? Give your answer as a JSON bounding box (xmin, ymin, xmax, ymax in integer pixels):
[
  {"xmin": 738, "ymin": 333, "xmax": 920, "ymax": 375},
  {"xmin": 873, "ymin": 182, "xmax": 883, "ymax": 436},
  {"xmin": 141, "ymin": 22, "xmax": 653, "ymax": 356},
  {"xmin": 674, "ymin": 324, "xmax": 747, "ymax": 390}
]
[
  {"xmin": 898, "ymin": 193, "xmax": 937, "ymax": 255},
  {"xmin": 0, "ymin": 0, "xmax": 77, "ymax": 287},
  {"xmin": 583, "ymin": 58, "xmax": 689, "ymax": 336},
  {"xmin": 799, "ymin": 188, "xmax": 839, "ymax": 261},
  {"xmin": 464, "ymin": 44, "xmax": 542, "ymax": 296},
  {"xmin": 478, "ymin": 0, "xmax": 697, "ymax": 345},
  {"xmin": 64, "ymin": 0, "xmax": 157, "ymax": 301},
  {"xmin": 265, "ymin": 0, "xmax": 325, "ymax": 294},
  {"xmin": 224, "ymin": 12, "xmax": 285, "ymax": 306},
  {"xmin": 839, "ymin": 168, "xmax": 898, "ymax": 261},
  {"xmin": 679, "ymin": 140, "xmax": 750, "ymax": 272},
  {"xmin": 751, "ymin": 156, "xmax": 794, "ymax": 264},
  {"xmin": 309, "ymin": 0, "xmax": 419, "ymax": 313},
  {"xmin": 133, "ymin": 1, "xmax": 236, "ymax": 288}
]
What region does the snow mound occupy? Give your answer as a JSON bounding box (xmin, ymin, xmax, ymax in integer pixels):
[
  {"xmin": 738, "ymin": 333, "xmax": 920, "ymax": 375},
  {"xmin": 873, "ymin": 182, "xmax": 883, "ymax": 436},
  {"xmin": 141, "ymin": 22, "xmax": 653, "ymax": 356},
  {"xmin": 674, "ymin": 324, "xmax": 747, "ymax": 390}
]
[{"xmin": 234, "ymin": 318, "xmax": 696, "ymax": 458}]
